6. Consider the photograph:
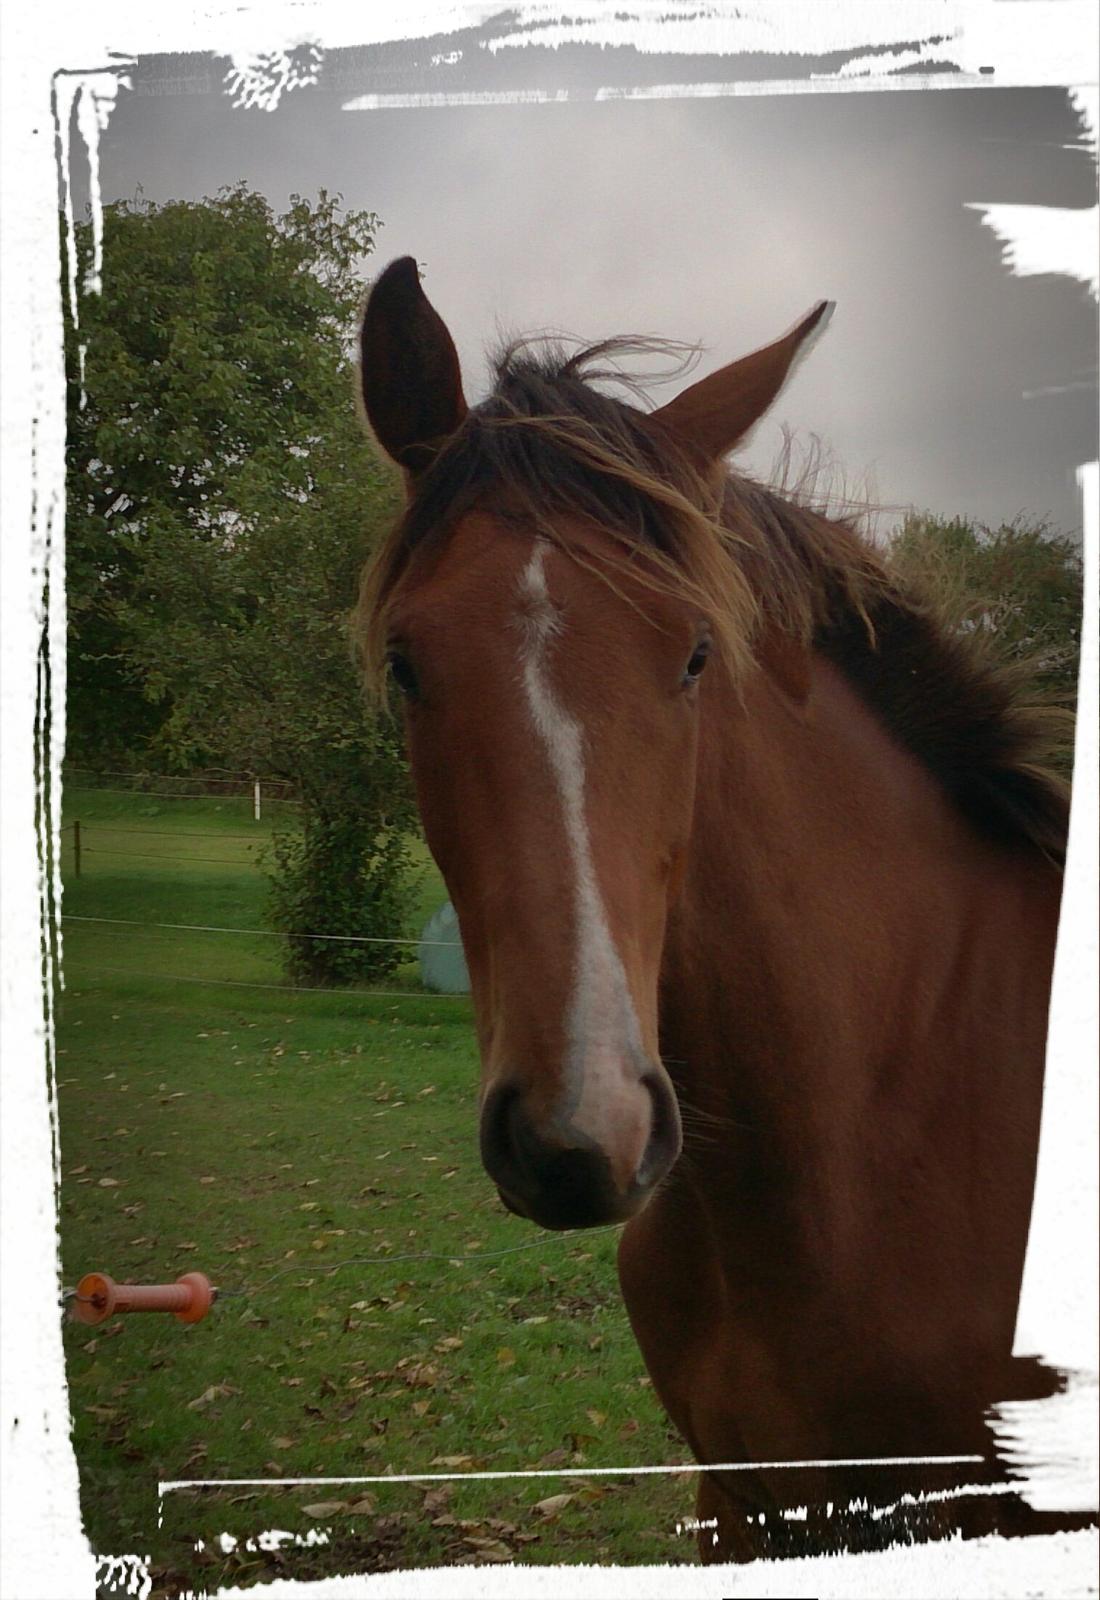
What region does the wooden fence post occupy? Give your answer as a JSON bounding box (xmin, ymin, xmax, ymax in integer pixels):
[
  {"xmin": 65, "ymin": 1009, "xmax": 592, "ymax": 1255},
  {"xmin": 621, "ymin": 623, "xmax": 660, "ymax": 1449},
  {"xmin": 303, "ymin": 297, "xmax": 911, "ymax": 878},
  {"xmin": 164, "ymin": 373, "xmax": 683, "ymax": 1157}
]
[{"xmin": 73, "ymin": 819, "xmax": 82, "ymax": 877}]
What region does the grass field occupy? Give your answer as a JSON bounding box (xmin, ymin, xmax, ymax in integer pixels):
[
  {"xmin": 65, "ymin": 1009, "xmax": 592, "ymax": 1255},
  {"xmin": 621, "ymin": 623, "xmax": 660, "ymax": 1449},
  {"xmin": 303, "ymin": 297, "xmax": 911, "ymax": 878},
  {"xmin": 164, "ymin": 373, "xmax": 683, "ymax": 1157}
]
[{"xmin": 56, "ymin": 788, "xmax": 696, "ymax": 1597}]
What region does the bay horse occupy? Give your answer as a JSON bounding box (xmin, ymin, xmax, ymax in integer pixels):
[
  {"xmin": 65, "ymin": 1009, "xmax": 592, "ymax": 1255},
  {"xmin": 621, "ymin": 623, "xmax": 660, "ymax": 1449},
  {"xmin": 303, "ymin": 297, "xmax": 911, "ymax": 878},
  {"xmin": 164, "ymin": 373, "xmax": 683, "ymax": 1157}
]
[{"xmin": 354, "ymin": 257, "xmax": 1071, "ymax": 1562}]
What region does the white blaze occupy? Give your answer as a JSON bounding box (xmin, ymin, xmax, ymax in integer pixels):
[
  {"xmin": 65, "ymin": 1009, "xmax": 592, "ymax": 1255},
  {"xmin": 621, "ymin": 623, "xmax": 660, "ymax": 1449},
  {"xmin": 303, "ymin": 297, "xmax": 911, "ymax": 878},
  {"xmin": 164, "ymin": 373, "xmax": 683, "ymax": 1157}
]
[{"xmin": 516, "ymin": 542, "xmax": 647, "ymax": 1147}]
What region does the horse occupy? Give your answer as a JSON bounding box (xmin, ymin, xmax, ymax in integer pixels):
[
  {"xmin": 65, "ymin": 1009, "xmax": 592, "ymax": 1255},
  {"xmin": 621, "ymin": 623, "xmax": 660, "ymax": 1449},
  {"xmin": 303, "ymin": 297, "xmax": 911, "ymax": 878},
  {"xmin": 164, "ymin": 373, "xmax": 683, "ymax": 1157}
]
[{"xmin": 353, "ymin": 256, "xmax": 1071, "ymax": 1562}]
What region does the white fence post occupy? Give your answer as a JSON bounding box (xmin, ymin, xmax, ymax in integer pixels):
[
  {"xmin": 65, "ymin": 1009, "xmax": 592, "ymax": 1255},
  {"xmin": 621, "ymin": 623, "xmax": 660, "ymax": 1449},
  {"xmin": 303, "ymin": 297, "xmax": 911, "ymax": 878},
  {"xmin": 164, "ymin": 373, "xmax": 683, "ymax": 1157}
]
[{"xmin": 253, "ymin": 779, "xmax": 261, "ymax": 823}]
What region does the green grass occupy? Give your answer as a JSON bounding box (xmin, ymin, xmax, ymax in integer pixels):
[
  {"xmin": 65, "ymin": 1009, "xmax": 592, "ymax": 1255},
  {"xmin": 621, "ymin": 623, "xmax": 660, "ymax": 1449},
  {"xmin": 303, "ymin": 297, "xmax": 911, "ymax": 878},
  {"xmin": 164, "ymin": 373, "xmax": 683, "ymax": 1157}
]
[{"xmin": 56, "ymin": 792, "xmax": 695, "ymax": 1596}]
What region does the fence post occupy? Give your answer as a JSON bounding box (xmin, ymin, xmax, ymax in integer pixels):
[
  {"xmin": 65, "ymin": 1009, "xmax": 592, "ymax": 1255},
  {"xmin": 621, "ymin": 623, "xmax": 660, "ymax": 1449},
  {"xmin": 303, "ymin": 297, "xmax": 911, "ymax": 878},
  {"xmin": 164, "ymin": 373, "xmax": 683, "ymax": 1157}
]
[
  {"xmin": 73, "ymin": 819, "xmax": 82, "ymax": 878},
  {"xmin": 253, "ymin": 779, "xmax": 261, "ymax": 823}
]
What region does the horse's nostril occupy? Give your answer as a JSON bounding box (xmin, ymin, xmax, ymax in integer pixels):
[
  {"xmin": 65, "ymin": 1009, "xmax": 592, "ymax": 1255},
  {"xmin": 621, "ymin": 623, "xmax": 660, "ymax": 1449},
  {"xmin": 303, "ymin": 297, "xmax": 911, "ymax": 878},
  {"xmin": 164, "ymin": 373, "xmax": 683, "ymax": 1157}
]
[
  {"xmin": 635, "ymin": 1068, "xmax": 683, "ymax": 1189},
  {"xmin": 479, "ymin": 1080, "xmax": 521, "ymax": 1183}
]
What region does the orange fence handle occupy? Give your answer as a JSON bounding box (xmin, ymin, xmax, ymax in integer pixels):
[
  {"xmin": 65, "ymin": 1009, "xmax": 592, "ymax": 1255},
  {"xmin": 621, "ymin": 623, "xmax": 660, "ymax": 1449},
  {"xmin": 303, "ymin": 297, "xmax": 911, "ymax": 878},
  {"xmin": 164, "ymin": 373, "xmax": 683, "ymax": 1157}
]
[{"xmin": 71, "ymin": 1271, "xmax": 215, "ymax": 1325}]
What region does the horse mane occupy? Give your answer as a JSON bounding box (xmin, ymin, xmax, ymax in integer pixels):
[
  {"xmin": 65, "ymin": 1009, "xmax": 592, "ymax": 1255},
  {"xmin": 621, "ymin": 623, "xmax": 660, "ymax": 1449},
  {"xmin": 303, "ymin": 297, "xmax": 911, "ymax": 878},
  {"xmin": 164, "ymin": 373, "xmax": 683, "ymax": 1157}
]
[{"xmin": 357, "ymin": 337, "xmax": 1072, "ymax": 865}]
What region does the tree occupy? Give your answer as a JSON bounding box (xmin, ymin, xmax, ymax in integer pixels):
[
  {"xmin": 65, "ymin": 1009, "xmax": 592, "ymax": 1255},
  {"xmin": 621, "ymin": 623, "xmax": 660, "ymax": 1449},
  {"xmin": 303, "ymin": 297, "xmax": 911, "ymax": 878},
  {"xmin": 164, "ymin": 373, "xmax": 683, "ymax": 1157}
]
[
  {"xmin": 65, "ymin": 185, "xmax": 418, "ymax": 981},
  {"xmin": 888, "ymin": 513, "xmax": 1084, "ymax": 725}
]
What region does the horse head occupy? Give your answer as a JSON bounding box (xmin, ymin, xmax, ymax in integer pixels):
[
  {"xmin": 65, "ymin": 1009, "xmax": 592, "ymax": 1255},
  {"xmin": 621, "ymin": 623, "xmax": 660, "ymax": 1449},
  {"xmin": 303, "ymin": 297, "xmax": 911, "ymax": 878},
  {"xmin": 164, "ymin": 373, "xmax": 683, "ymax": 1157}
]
[{"xmin": 357, "ymin": 257, "xmax": 830, "ymax": 1231}]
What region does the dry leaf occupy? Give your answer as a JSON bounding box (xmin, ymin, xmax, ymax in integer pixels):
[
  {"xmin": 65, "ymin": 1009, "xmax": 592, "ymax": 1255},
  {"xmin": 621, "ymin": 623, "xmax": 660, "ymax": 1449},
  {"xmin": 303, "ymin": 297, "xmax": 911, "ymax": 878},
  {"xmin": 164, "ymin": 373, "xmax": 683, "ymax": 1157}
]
[
  {"xmin": 403, "ymin": 1362, "xmax": 440, "ymax": 1389},
  {"xmin": 462, "ymin": 1536, "xmax": 513, "ymax": 1560},
  {"xmin": 533, "ymin": 1493, "xmax": 575, "ymax": 1519},
  {"xmin": 585, "ymin": 1409, "xmax": 606, "ymax": 1428},
  {"xmin": 187, "ymin": 1383, "xmax": 237, "ymax": 1411},
  {"xmin": 302, "ymin": 1501, "xmax": 347, "ymax": 1518},
  {"xmin": 495, "ymin": 1348, "xmax": 516, "ymax": 1367},
  {"xmin": 97, "ymin": 1178, "xmax": 121, "ymax": 1188}
]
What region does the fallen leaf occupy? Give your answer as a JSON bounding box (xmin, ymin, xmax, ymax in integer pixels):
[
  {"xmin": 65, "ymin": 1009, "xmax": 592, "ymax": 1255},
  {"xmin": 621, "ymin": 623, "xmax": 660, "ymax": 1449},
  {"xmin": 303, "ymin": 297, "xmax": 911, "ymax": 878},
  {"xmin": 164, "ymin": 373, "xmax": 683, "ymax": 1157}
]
[
  {"xmin": 462, "ymin": 1536, "xmax": 513, "ymax": 1560},
  {"xmin": 495, "ymin": 1348, "xmax": 516, "ymax": 1367},
  {"xmin": 187, "ymin": 1383, "xmax": 237, "ymax": 1411},
  {"xmin": 403, "ymin": 1362, "xmax": 440, "ymax": 1389},
  {"xmin": 302, "ymin": 1501, "xmax": 347, "ymax": 1518},
  {"xmin": 585, "ymin": 1409, "xmax": 606, "ymax": 1428},
  {"xmin": 533, "ymin": 1493, "xmax": 575, "ymax": 1519},
  {"xmin": 576, "ymin": 1484, "xmax": 609, "ymax": 1504},
  {"xmin": 97, "ymin": 1178, "xmax": 122, "ymax": 1188}
]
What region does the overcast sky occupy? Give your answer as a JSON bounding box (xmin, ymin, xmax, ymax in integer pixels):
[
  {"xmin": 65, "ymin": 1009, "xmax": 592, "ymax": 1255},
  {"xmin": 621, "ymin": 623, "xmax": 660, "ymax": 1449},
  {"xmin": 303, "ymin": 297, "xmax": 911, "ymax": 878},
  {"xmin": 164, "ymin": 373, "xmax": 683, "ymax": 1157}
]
[{"xmin": 78, "ymin": 66, "xmax": 1097, "ymax": 538}]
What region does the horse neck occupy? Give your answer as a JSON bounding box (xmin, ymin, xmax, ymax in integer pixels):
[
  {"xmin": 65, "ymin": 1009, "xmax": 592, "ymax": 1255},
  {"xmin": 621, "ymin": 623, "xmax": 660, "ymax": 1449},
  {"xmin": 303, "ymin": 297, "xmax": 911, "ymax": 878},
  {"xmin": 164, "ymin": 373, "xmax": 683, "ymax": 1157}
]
[{"xmin": 660, "ymin": 645, "xmax": 1060, "ymax": 1245}]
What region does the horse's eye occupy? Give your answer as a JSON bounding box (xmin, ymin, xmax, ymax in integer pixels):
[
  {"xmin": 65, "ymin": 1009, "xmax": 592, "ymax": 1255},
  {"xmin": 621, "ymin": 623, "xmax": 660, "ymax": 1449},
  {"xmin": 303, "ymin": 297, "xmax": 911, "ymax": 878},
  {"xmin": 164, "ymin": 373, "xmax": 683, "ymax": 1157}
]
[
  {"xmin": 386, "ymin": 650, "xmax": 419, "ymax": 700},
  {"xmin": 684, "ymin": 641, "xmax": 711, "ymax": 685}
]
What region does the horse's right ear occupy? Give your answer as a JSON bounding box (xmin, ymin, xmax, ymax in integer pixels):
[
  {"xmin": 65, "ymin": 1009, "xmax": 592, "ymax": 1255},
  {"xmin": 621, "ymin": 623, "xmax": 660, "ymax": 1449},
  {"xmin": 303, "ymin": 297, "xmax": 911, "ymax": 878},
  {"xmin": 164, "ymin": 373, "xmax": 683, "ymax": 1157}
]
[{"xmin": 359, "ymin": 257, "xmax": 467, "ymax": 478}]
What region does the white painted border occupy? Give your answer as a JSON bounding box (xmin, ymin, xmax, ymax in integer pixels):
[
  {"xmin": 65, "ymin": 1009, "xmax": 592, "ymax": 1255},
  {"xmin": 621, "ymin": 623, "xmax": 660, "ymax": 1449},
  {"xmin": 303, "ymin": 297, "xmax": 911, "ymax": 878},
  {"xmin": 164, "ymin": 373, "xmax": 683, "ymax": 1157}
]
[{"xmin": 1, "ymin": 5, "xmax": 1096, "ymax": 1599}]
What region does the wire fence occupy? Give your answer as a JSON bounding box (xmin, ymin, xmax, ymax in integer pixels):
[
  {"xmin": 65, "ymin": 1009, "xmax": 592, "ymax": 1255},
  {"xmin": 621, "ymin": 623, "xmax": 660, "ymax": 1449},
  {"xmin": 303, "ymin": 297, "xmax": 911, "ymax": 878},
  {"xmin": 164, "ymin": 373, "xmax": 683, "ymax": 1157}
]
[
  {"xmin": 64, "ymin": 914, "xmax": 461, "ymax": 949},
  {"xmin": 62, "ymin": 963, "xmax": 470, "ymax": 1004},
  {"xmin": 66, "ymin": 787, "xmax": 303, "ymax": 806},
  {"xmin": 60, "ymin": 817, "xmax": 470, "ymax": 1002},
  {"xmin": 64, "ymin": 766, "xmax": 297, "ymax": 795},
  {"xmin": 66, "ymin": 818, "xmax": 269, "ymax": 874},
  {"xmin": 63, "ymin": 766, "xmax": 303, "ymax": 813}
]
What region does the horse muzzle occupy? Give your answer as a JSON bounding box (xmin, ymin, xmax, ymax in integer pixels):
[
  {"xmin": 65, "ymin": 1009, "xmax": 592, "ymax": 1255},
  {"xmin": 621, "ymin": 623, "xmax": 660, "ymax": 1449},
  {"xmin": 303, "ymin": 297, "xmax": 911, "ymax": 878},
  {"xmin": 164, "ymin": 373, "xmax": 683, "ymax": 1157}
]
[{"xmin": 478, "ymin": 1068, "xmax": 682, "ymax": 1231}]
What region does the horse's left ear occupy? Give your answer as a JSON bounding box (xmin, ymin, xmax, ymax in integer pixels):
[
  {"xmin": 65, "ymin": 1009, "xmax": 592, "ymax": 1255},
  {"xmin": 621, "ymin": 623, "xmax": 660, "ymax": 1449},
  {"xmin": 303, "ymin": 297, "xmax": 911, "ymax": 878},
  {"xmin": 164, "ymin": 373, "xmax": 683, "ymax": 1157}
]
[
  {"xmin": 652, "ymin": 301, "xmax": 834, "ymax": 465},
  {"xmin": 359, "ymin": 256, "xmax": 468, "ymax": 479}
]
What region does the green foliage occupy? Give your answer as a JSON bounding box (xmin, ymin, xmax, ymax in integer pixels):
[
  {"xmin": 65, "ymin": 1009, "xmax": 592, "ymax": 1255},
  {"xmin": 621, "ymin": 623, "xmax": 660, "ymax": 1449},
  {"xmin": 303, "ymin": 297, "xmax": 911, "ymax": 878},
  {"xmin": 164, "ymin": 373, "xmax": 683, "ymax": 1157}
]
[
  {"xmin": 267, "ymin": 810, "xmax": 414, "ymax": 985},
  {"xmin": 64, "ymin": 184, "xmax": 419, "ymax": 981},
  {"xmin": 887, "ymin": 513, "xmax": 1084, "ymax": 707}
]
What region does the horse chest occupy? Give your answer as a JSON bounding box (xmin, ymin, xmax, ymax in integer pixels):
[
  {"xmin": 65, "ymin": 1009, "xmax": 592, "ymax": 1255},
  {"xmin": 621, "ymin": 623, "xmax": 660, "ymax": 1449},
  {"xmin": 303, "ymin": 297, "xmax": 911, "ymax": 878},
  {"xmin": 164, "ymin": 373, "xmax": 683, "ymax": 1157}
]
[{"xmin": 617, "ymin": 1189, "xmax": 834, "ymax": 1469}]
